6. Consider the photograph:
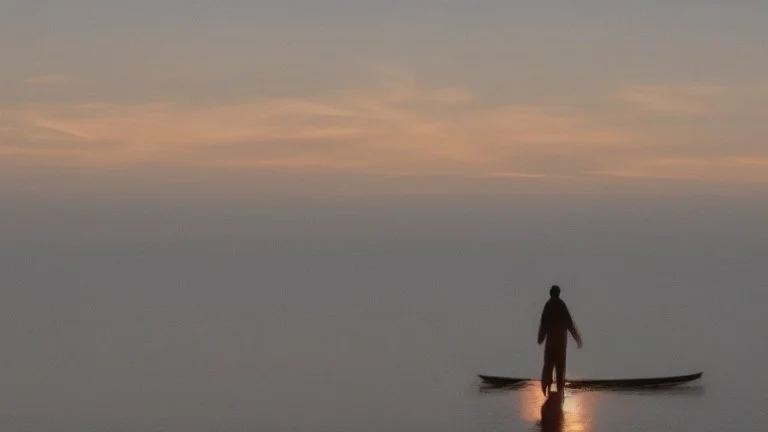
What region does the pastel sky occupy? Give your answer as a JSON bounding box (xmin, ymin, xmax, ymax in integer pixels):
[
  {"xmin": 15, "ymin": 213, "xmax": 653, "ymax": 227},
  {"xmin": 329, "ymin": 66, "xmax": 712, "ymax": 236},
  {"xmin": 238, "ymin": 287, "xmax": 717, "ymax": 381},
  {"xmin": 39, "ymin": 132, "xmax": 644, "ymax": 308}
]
[{"xmin": 3, "ymin": 1, "xmax": 768, "ymax": 193}]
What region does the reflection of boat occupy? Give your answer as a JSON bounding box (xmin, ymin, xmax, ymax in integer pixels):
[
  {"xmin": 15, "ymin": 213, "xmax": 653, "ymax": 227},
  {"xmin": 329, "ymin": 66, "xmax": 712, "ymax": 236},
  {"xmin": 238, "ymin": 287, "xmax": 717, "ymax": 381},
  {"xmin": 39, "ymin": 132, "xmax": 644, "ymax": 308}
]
[{"xmin": 479, "ymin": 372, "xmax": 702, "ymax": 389}]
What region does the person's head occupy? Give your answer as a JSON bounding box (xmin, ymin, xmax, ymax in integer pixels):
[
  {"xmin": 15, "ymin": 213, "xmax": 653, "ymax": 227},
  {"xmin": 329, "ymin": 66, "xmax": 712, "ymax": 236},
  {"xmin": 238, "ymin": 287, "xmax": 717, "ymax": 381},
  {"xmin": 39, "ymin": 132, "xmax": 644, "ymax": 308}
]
[{"xmin": 549, "ymin": 285, "xmax": 561, "ymax": 298}]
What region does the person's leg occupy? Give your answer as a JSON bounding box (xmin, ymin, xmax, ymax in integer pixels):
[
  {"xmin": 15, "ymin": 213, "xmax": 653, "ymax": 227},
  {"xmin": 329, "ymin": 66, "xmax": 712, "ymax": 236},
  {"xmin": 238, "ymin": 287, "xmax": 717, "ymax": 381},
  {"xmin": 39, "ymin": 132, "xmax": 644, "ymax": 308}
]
[
  {"xmin": 541, "ymin": 355, "xmax": 555, "ymax": 396},
  {"xmin": 555, "ymin": 352, "xmax": 566, "ymax": 395}
]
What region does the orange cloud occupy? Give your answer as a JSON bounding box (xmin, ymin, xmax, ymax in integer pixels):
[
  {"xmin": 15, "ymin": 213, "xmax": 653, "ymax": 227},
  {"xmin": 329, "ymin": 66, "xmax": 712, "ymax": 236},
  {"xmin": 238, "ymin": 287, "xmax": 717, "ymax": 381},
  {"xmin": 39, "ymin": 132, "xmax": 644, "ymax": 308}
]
[
  {"xmin": 590, "ymin": 157, "xmax": 768, "ymax": 182},
  {"xmin": 3, "ymin": 72, "xmax": 767, "ymax": 184},
  {"xmin": 23, "ymin": 74, "xmax": 73, "ymax": 86},
  {"xmin": 1, "ymin": 73, "xmax": 638, "ymax": 177},
  {"xmin": 616, "ymin": 84, "xmax": 729, "ymax": 115}
]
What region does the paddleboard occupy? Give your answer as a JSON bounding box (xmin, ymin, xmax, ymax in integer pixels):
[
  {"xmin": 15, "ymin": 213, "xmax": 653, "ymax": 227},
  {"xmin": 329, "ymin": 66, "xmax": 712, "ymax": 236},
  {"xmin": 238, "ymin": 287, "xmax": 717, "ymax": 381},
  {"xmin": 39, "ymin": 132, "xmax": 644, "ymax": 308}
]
[{"xmin": 478, "ymin": 372, "xmax": 702, "ymax": 389}]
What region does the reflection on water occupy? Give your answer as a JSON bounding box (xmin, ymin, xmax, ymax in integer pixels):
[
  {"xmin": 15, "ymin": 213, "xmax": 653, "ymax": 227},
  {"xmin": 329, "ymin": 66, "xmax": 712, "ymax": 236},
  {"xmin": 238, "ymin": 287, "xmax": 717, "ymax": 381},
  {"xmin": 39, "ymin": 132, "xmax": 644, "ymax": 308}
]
[
  {"xmin": 480, "ymin": 380, "xmax": 704, "ymax": 431},
  {"xmin": 519, "ymin": 385, "xmax": 594, "ymax": 432}
]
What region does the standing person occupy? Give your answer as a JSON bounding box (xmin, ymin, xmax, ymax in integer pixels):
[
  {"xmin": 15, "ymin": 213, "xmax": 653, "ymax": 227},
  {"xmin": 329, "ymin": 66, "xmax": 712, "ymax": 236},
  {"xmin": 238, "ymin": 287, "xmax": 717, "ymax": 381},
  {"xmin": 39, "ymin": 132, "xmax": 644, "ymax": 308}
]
[{"xmin": 537, "ymin": 285, "xmax": 582, "ymax": 396}]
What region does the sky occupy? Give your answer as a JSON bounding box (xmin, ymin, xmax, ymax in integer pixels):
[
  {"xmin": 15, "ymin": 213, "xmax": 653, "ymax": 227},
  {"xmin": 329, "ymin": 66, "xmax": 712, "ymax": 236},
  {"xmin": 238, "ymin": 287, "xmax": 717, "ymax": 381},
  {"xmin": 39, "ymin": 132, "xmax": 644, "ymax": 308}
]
[{"xmin": 2, "ymin": 0, "xmax": 768, "ymax": 196}]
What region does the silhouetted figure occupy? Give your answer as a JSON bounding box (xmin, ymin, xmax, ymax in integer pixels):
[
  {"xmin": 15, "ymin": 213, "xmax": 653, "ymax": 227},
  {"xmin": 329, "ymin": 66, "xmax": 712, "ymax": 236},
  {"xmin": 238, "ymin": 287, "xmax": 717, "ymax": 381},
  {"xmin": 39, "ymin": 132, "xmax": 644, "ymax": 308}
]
[{"xmin": 538, "ymin": 285, "xmax": 582, "ymax": 396}]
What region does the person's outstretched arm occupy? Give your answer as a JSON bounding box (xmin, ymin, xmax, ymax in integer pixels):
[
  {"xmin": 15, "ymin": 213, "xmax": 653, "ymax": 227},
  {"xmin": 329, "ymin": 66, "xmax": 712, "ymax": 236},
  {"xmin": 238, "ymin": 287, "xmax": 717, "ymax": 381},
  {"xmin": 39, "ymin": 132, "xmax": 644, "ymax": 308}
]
[{"xmin": 565, "ymin": 306, "xmax": 583, "ymax": 348}]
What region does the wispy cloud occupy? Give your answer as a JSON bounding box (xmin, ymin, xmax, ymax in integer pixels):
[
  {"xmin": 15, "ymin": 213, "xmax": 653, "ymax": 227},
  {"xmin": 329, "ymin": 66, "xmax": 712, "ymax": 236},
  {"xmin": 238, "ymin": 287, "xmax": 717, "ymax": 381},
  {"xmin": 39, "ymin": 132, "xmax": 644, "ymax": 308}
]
[
  {"xmin": 616, "ymin": 84, "xmax": 729, "ymax": 115},
  {"xmin": 23, "ymin": 74, "xmax": 74, "ymax": 86},
  {"xmin": 589, "ymin": 157, "xmax": 768, "ymax": 182},
  {"xmin": 1, "ymin": 71, "xmax": 638, "ymax": 177},
  {"xmin": 4, "ymin": 71, "xmax": 767, "ymax": 184}
]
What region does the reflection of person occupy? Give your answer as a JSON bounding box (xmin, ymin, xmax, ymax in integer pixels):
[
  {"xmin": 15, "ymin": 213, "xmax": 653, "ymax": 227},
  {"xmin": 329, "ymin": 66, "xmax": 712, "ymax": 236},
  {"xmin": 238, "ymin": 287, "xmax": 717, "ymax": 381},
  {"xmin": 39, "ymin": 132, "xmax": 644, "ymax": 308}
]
[
  {"xmin": 537, "ymin": 285, "xmax": 582, "ymax": 396},
  {"xmin": 539, "ymin": 391, "xmax": 564, "ymax": 431}
]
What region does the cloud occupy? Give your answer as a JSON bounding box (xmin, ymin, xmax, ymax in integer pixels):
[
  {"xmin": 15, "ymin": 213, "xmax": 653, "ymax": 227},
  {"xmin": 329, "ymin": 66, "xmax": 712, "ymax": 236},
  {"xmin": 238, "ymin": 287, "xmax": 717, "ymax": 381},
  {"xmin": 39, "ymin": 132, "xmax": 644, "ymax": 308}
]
[
  {"xmin": 23, "ymin": 74, "xmax": 73, "ymax": 86},
  {"xmin": 616, "ymin": 84, "xmax": 729, "ymax": 115},
  {"xmin": 3, "ymin": 72, "xmax": 767, "ymax": 184},
  {"xmin": 1, "ymin": 72, "xmax": 638, "ymax": 177},
  {"xmin": 589, "ymin": 157, "xmax": 768, "ymax": 182}
]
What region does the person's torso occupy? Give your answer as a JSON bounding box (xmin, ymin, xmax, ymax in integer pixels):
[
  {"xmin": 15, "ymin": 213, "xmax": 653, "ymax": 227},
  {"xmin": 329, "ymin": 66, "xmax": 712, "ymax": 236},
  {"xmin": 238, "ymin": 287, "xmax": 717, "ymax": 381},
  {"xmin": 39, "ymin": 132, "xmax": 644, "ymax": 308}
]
[{"xmin": 543, "ymin": 299, "xmax": 570, "ymax": 348}]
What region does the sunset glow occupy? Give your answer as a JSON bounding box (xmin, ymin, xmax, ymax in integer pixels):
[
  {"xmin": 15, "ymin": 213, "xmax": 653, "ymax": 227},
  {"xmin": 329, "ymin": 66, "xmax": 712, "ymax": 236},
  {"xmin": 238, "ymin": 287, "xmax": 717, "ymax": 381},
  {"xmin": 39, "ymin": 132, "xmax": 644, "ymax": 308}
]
[
  {"xmin": 519, "ymin": 385, "xmax": 594, "ymax": 432},
  {"xmin": 3, "ymin": 1, "xmax": 767, "ymax": 193}
]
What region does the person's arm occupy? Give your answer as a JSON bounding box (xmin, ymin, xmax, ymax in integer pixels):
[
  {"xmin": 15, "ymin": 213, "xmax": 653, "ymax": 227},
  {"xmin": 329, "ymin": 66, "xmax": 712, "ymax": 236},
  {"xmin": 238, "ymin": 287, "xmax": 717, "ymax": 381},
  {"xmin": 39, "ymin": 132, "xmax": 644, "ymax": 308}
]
[
  {"xmin": 565, "ymin": 306, "xmax": 583, "ymax": 348},
  {"xmin": 537, "ymin": 303, "xmax": 549, "ymax": 345}
]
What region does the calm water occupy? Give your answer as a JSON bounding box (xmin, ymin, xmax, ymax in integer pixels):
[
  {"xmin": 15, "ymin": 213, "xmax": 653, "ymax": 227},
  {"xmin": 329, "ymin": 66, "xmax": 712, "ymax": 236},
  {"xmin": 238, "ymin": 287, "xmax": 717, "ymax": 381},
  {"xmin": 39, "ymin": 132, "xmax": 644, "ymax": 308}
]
[{"xmin": 1, "ymin": 192, "xmax": 766, "ymax": 431}]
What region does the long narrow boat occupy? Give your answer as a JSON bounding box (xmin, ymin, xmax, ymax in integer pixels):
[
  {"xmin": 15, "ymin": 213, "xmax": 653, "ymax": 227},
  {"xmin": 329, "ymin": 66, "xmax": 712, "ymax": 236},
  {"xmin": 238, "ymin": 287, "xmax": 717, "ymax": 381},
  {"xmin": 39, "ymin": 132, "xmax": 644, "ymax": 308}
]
[{"xmin": 478, "ymin": 372, "xmax": 703, "ymax": 389}]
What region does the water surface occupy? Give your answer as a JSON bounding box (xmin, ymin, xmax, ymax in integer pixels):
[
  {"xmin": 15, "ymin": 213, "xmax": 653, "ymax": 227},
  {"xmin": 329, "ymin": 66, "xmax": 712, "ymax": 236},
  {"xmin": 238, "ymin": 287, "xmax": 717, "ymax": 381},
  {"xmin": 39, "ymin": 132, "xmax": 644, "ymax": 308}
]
[{"xmin": 1, "ymin": 192, "xmax": 766, "ymax": 431}]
